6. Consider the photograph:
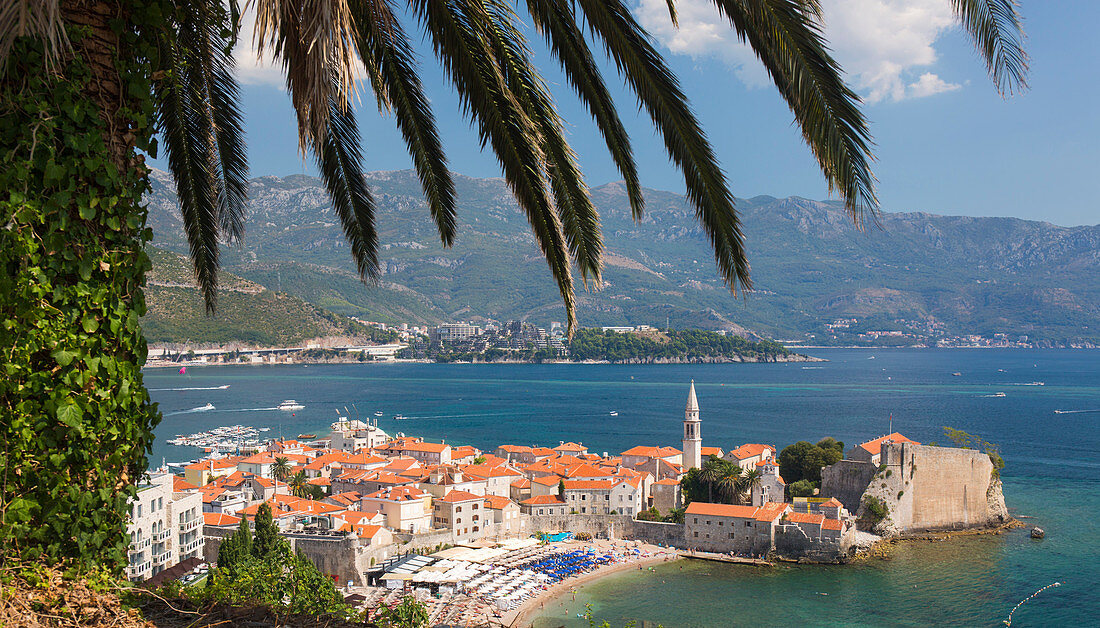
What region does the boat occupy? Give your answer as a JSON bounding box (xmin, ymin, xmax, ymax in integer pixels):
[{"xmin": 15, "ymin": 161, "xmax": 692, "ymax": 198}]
[
  {"xmin": 989, "ymin": 392, "xmax": 1006, "ymax": 398},
  {"xmin": 199, "ymin": 403, "xmax": 215, "ymax": 411},
  {"xmin": 217, "ymin": 384, "xmax": 230, "ymax": 390},
  {"xmin": 609, "ymin": 411, "xmax": 619, "ymax": 417},
  {"xmin": 277, "ymin": 400, "xmax": 305, "ymax": 411},
  {"xmin": 952, "ymin": 372, "xmax": 962, "ymax": 377},
  {"xmin": 297, "ymin": 433, "xmax": 316, "ymax": 440},
  {"xmin": 1025, "ymin": 381, "xmax": 1045, "ymax": 386},
  {"xmin": 394, "ymin": 414, "xmax": 410, "ymax": 420},
  {"xmin": 374, "ymin": 410, "xmax": 383, "ymax": 417}
]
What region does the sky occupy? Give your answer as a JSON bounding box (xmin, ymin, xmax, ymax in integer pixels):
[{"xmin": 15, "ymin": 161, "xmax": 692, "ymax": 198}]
[{"xmin": 151, "ymin": 0, "xmax": 1100, "ymax": 227}]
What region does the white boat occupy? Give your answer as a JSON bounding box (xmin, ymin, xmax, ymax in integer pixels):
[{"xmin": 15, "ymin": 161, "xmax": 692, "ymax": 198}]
[
  {"xmin": 374, "ymin": 411, "xmax": 383, "ymax": 417},
  {"xmin": 199, "ymin": 403, "xmax": 215, "ymax": 411},
  {"xmin": 217, "ymin": 384, "xmax": 230, "ymax": 389},
  {"xmin": 952, "ymin": 372, "xmax": 962, "ymax": 377},
  {"xmin": 609, "ymin": 411, "xmax": 619, "ymax": 417},
  {"xmin": 1025, "ymin": 381, "xmax": 1045, "ymax": 386},
  {"xmin": 277, "ymin": 400, "xmax": 305, "ymax": 411},
  {"xmin": 394, "ymin": 414, "xmax": 410, "ymax": 420}
]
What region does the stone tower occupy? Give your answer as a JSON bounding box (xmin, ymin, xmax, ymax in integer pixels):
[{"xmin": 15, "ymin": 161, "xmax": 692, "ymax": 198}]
[{"xmin": 683, "ymin": 380, "xmax": 702, "ymax": 470}]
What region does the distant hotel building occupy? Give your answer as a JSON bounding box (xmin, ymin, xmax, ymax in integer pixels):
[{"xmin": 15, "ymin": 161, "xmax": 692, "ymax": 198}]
[
  {"xmin": 126, "ymin": 472, "xmax": 204, "ymax": 582},
  {"xmin": 430, "ymin": 323, "xmax": 482, "ymax": 343}
]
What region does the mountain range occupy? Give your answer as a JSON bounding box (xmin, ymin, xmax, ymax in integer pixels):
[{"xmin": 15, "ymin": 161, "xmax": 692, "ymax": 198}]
[{"xmin": 143, "ymin": 169, "xmax": 1100, "ymax": 345}]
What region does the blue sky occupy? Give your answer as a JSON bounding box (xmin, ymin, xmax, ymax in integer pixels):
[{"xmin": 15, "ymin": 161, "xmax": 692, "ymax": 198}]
[{"xmin": 152, "ymin": 1, "xmax": 1099, "ymax": 226}]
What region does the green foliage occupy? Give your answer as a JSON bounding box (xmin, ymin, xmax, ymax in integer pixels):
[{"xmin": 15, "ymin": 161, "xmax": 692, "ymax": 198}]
[
  {"xmin": 373, "ymin": 595, "xmax": 429, "ymax": 628},
  {"xmin": 636, "ymin": 507, "xmax": 663, "ymax": 522},
  {"xmin": 942, "ymin": 426, "xmax": 1005, "ymax": 477},
  {"xmin": 558, "ymin": 479, "xmax": 567, "ymax": 497},
  {"xmin": 863, "ymin": 496, "xmax": 889, "ymax": 524},
  {"xmin": 568, "ymin": 329, "xmax": 790, "ymax": 363},
  {"xmin": 788, "ymin": 480, "xmax": 816, "ymax": 498},
  {"xmin": 216, "ymin": 517, "xmax": 253, "ymax": 579},
  {"xmin": 0, "ymin": 7, "xmax": 167, "ymax": 571},
  {"xmin": 665, "ymin": 508, "xmax": 686, "ymax": 524},
  {"xmin": 252, "ymin": 503, "xmax": 279, "ymax": 559},
  {"xmin": 680, "ymin": 456, "xmax": 748, "ymax": 505},
  {"xmin": 778, "ymin": 438, "xmax": 844, "ymax": 486},
  {"xmin": 472, "ymin": 455, "xmax": 487, "ymax": 464}
]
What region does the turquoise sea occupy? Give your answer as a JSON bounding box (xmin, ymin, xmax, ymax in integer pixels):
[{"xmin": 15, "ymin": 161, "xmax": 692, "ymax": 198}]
[{"xmin": 145, "ymin": 349, "xmax": 1100, "ymax": 626}]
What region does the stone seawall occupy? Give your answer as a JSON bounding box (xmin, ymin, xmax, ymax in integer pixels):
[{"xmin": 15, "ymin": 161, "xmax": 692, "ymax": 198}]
[
  {"xmin": 203, "ymin": 527, "xmax": 389, "ymax": 584},
  {"xmin": 820, "ymin": 460, "xmax": 877, "ymax": 513},
  {"xmin": 853, "ymin": 442, "xmax": 1009, "ymax": 536}
]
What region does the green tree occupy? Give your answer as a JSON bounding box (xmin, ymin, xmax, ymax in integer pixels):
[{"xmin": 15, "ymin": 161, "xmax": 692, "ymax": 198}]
[
  {"xmin": 788, "ymin": 479, "xmax": 815, "ymax": 498},
  {"xmin": 942, "ymin": 426, "xmax": 1005, "ymax": 477},
  {"xmin": 272, "ymin": 456, "xmax": 291, "ymax": 484},
  {"xmin": 289, "ymin": 470, "xmax": 309, "ymax": 498},
  {"xmin": 1, "ymin": 0, "xmax": 1027, "ymax": 571},
  {"xmin": 374, "ymin": 595, "xmax": 429, "ymax": 628},
  {"xmin": 472, "ymin": 455, "xmax": 487, "ymax": 465},
  {"xmin": 558, "ymin": 479, "xmax": 567, "ymax": 497},
  {"xmin": 252, "ymin": 502, "xmax": 279, "ymax": 559},
  {"xmin": 779, "ymin": 441, "xmax": 827, "ymax": 485},
  {"xmin": 216, "ymin": 516, "xmax": 252, "ymax": 577}
]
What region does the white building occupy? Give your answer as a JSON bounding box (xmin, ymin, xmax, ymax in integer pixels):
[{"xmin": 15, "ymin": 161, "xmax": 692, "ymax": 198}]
[
  {"xmin": 125, "ymin": 473, "xmax": 204, "ymax": 582},
  {"xmin": 682, "ymin": 380, "xmax": 702, "ymax": 470},
  {"xmin": 329, "ymin": 419, "xmax": 390, "ymax": 453}
]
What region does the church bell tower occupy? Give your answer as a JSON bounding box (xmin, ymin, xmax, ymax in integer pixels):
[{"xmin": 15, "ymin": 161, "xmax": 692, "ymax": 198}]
[{"xmin": 683, "ymin": 380, "xmax": 701, "ymax": 470}]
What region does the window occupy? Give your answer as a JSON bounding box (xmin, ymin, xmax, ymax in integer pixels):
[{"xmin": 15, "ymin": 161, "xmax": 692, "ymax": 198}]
[
  {"xmin": 472, "ymin": 504, "xmax": 478, "ymax": 510},
  {"xmin": 456, "ymin": 506, "xmax": 462, "ymax": 512},
  {"xmin": 581, "ymin": 507, "xmax": 586, "ymax": 513},
  {"xmin": 706, "ymin": 520, "xmax": 711, "ymax": 525},
  {"xmin": 581, "ymin": 495, "xmax": 586, "ymax": 501},
  {"xmin": 719, "ymin": 521, "xmax": 723, "ymax": 526},
  {"xmin": 729, "ymin": 532, "xmax": 735, "ymax": 539},
  {"xmin": 693, "ymin": 531, "xmax": 699, "ymax": 538},
  {"xmin": 693, "ymin": 517, "xmax": 698, "ymax": 524}
]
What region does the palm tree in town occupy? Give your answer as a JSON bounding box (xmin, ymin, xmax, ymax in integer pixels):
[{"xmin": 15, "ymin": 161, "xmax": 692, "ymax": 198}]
[
  {"xmin": 289, "ymin": 471, "xmax": 310, "ymax": 498},
  {"xmin": 714, "ymin": 462, "xmax": 744, "ymax": 504},
  {"xmin": 1, "ymin": 0, "xmax": 1028, "ymax": 569},
  {"xmin": 739, "ymin": 468, "xmax": 763, "ymax": 506},
  {"xmin": 272, "ymin": 456, "xmax": 291, "ymax": 493},
  {"xmin": 699, "ymin": 457, "xmax": 723, "ymax": 502}
]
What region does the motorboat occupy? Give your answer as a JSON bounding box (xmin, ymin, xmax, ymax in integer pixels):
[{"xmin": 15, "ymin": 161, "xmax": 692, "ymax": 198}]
[
  {"xmin": 277, "ymin": 400, "xmax": 305, "ymax": 411},
  {"xmin": 609, "ymin": 411, "xmax": 619, "ymax": 417}
]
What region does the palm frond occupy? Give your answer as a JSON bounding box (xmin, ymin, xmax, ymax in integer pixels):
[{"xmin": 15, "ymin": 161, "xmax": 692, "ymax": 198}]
[
  {"xmin": 712, "ymin": 0, "xmax": 877, "ymax": 222},
  {"xmin": 190, "ymin": 0, "xmax": 249, "ymax": 243},
  {"xmin": 951, "ymin": 0, "xmax": 1029, "ymax": 94},
  {"xmin": 252, "ymin": 0, "xmax": 362, "ymax": 152},
  {"xmin": 479, "ymin": 0, "xmax": 602, "ymax": 288},
  {"xmin": 152, "ymin": 39, "xmax": 221, "ymax": 312},
  {"xmin": 411, "ymin": 0, "xmax": 577, "ymax": 331},
  {"xmin": 316, "ymin": 95, "xmax": 381, "ymax": 283},
  {"xmin": 354, "ymin": 0, "xmax": 456, "ymax": 246},
  {"xmin": 526, "ymin": 0, "xmax": 644, "ymax": 222},
  {"xmin": 576, "ymin": 0, "xmax": 749, "ymax": 294},
  {"xmin": 0, "ymin": 0, "xmax": 69, "ymax": 75}
]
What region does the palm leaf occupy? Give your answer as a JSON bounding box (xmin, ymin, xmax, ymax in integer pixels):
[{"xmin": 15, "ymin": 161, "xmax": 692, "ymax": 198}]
[
  {"xmin": 315, "ymin": 94, "xmax": 381, "ymax": 283},
  {"xmin": 576, "ymin": 0, "xmax": 749, "ymax": 294},
  {"xmin": 526, "ymin": 0, "xmax": 645, "ymax": 221},
  {"xmin": 411, "ymin": 0, "xmax": 577, "ymax": 331},
  {"xmin": 353, "ymin": 0, "xmax": 457, "ymax": 246},
  {"xmin": 0, "ymin": 0, "xmax": 69, "ymax": 75},
  {"xmin": 712, "ymin": 0, "xmax": 876, "ymax": 221},
  {"xmin": 951, "ymin": 0, "xmax": 1029, "ymax": 94}
]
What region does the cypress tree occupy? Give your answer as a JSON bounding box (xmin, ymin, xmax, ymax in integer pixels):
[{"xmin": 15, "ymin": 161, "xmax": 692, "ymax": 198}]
[{"xmin": 253, "ymin": 502, "xmax": 278, "ymax": 559}]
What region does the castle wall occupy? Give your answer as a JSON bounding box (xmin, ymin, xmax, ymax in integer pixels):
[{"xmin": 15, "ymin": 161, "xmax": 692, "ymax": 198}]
[{"xmin": 820, "ymin": 460, "xmax": 877, "ymax": 512}]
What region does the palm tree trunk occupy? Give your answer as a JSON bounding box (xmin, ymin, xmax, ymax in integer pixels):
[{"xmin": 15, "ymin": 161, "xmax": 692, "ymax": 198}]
[{"xmin": 1, "ymin": 0, "xmax": 160, "ymax": 571}]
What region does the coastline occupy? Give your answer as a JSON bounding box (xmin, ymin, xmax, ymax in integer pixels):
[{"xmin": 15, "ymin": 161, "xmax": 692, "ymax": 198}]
[{"xmin": 504, "ymin": 544, "xmax": 679, "ymax": 628}]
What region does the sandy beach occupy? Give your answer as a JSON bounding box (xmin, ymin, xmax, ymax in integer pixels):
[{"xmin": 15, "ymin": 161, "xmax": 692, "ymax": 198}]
[{"xmin": 504, "ymin": 540, "xmax": 679, "ymax": 628}]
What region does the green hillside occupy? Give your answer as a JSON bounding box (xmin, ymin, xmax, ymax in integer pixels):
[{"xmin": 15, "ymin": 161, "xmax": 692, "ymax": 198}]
[{"xmin": 142, "ymin": 248, "xmax": 371, "ymax": 346}]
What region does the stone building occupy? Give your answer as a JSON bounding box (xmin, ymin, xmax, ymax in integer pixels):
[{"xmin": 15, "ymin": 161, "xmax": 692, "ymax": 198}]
[
  {"xmin": 682, "ymin": 380, "xmax": 702, "ymax": 470},
  {"xmin": 683, "ymin": 502, "xmax": 789, "ymax": 555}
]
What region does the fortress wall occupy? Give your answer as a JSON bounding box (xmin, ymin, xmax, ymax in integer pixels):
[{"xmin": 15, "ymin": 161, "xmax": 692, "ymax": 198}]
[
  {"xmin": 622, "ymin": 519, "xmax": 685, "ymax": 547},
  {"xmin": 527, "ymin": 514, "xmax": 634, "ymax": 538},
  {"xmin": 820, "ymin": 460, "xmax": 877, "ymax": 512}
]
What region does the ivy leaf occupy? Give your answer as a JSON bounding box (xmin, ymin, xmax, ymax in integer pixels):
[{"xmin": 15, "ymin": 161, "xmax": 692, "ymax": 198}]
[
  {"xmin": 51, "ymin": 349, "xmax": 75, "ymax": 367},
  {"xmin": 82, "ymin": 316, "xmax": 99, "ymax": 334},
  {"xmin": 57, "ymin": 402, "xmax": 83, "ymax": 428}
]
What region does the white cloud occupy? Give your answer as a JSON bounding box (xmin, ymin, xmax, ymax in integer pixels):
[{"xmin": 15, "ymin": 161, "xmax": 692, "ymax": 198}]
[
  {"xmin": 907, "ymin": 72, "xmax": 962, "ymax": 98},
  {"xmin": 634, "ymin": 0, "xmax": 964, "ymax": 103},
  {"xmin": 232, "ymin": 7, "xmax": 285, "ymax": 88}
]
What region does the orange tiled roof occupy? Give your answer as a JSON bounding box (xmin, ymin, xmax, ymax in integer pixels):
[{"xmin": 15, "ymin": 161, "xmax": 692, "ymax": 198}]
[
  {"xmin": 822, "ymin": 518, "xmax": 844, "ymax": 531},
  {"xmin": 483, "ymin": 495, "xmax": 514, "ymax": 510},
  {"xmin": 727, "ymin": 444, "xmax": 774, "ymax": 460},
  {"xmin": 203, "ymin": 512, "xmax": 240, "ymax": 526},
  {"xmin": 821, "ymin": 497, "xmax": 843, "ymax": 508},
  {"xmin": 521, "ymin": 495, "xmax": 566, "ymax": 505},
  {"xmin": 553, "ymin": 442, "xmax": 586, "ymax": 452},
  {"xmin": 700, "ymin": 447, "xmax": 724, "ymax": 457},
  {"xmin": 497, "ymin": 445, "xmax": 534, "ymax": 454},
  {"xmin": 364, "ymin": 485, "xmax": 427, "ymax": 501},
  {"xmin": 531, "ymin": 475, "xmax": 561, "ymax": 487},
  {"xmin": 653, "ymin": 478, "xmax": 680, "ymax": 486},
  {"xmin": 184, "ymin": 458, "xmax": 239, "ymax": 472},
  {"xmin": 685, "ymin": 502, "xmax": 758, "ymax": 518},
  {"xmin": 173, "ymin": 477, "xmax": 199, "ymax": 491},
  {"xmin": 857, "ymin": 433, "xmax": 919, "ymax": 456},
  {"xmin": 753, "ymin": 502, "xmax": 790, "ymax": 522},
  {"xmin": 307, "ymin": 476, "xmax": 332, "ymax": 486},
  {"xmin": 621, "ymin": 445, "xmax": 681, "ymax": 458},
  {"xmin": 510, "ymin": 478, "xmax": 531, "ymax": 488},
  {"xmin": 440, "ymin": 490, "xmax": 482, "ymax": 503},
  {"xmin": 562, "ymin": 479, "xmax": 616, "ymax": 490},
  {"xmin": 786, "ymin": 512, "xmax": 826, "ymax": 526}
]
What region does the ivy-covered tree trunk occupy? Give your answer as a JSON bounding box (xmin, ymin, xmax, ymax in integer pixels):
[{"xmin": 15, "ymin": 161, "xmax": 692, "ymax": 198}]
[{"xmin": 0, "ymin": 1, "xmax": 163, "ymax": 571}]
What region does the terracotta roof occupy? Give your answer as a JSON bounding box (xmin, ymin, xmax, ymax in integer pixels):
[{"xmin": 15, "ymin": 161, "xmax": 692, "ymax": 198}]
[
  {"xmin": 857, "ymin": 433, "xmax": 919, "ymax": 456},
  {"xmin": 440, "ymin": 490, "xmax": 482, "ymax": 503},
  {"xmin": 786, "ymin": 512, "xmax": 825, "ymax": 526},
  {"xmin": 562, "ymin": 479, "xmax": 617, "ymax": 490},
  {"xmin": 564, "ymin": 464, "xmax": 613, "ymax": 479},
  {"xmin": 753, "ymin": 502, "xmax": 790, "ymax": 522},
  {"xmin": 685, "ymin": 502, "xmax": 758, "ymax": 518},
  {"xmin": 727, "ymin": 444, "xmax": 774, "ymax": 460},
  {"xmin": 352, "ymin": 523, "xmax": 388, "ymax": 539},
  {"xmin": 553, "ymin": 442, "xmax": 586, "ymax": 452},
  {"xmin": 510, "ymin": 478, "xmax": 531, "ymax": 488},
  {"xmin": 821, "ymin": 497, "xmax": 843, "ymax": 508},
  {"xmin": 396, "ymin": 441, "xmax": 450, "ymax": 453},
  {"xmin": 822, "ymin": 518, "xmax": 844, "ymax": 531},
  {"xmin": 307, "ymin": 477, "xmax": 331, "ymax": 486},
  {"xmin": 451, "ymin": 445, "xmax": 480, "ymax": 458},
  {"xmin": 327, "ymin": 491, "xmax": 362, "ymax": 506},
  {"xmin": 239, "ymin": 453, "xmax": 277, "ymax": 465},
  {"xmin": 340, "ymin": 511, "xmax": 384, "ymax": 525},
  {"xmin": 497, "ymin": 445, "xmax": 534, "ymax": 454},
  {"xmin": 173, "ymin": 477, "xmax": 199, "ymax": 491},
  {"xmin": 364, "ymin": 485, "xmax": 427, "ymax": 501},
  {"xmin": 621, "ymin": 445, "xmax": 681, "ymax": 458},
  {"xmin": 531, "ymin": 475, "xmax": 562, "ymax": 487},
  {"xmin": 653, "ymin": 478, "xmax": 680, "ymax": 486},
  {"xmin": 531, "ymin": 447, "xmax": 556, "ymax": 457},
  {"xmin": 521, "ymin": 495, "xmax": 566, "ymax": 505},
  {"xmin": 483, "ymin": 495, "xmax": 514, "ymax": 510},
  {"xmin": 700, "ymin": 447, "xmax": 724, "ymax": 457},
  {"xmin": 203, "ymin": 512, "xmax": 240, "ymax": 527}
]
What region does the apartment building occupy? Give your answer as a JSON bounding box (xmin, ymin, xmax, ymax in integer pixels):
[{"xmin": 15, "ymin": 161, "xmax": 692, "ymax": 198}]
[{"xmin": 125, "ymin": 473, "xmax": 204, "ymax": 582}]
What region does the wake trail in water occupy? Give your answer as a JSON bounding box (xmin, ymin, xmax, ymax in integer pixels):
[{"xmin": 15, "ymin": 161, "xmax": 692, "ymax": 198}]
[
  {"xmin": 222, "ymin": 407, "xmax": 280, "ymax": 413},
  {"xmin": 150, "ymin": 385, "xmax": 231, "ymax": 391},
  {"xmin": 165, "ymin": 406, "xmax": 216, "ymax": 416},
  {"xmin": 1053, "ymin": 409, "xmax": 1100, "ymax": 414}
]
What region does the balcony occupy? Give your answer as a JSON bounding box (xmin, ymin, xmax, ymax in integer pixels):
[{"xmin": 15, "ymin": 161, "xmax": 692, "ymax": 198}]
[
  {"xmin": 180, "ymin": 538, "xmax": 204, "ymax": 555},
  {"xmin": 153, "ymin": 529, "xmax": 172, "ymax": 542},
  {"xmin": 129, "ymin": 538, "xmax": 151, "ymax": 553},
  {"xmin": 179, "ymin": 518, "xmax": 201, "ymax": 533},
  {"xmin": 152, "ymin": 550, "xmax": 173, "ymax": 564},
  {"xmin": 128, "ymin": 561, "xmax": 151, "ymax": 578}
]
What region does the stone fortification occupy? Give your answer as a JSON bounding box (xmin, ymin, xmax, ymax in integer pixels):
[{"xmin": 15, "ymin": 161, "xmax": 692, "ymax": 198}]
[
  {"xmin": 820, "ymin": 460, "xmax": 877, "ymax": 513},
  {"xmin": 824, "ymin": 442, "xmax": 1009, "ymax": 536}
]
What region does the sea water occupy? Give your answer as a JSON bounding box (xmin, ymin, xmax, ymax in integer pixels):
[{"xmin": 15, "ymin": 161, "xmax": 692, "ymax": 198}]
[{"xmin": 145, "ymin": 349, "xmax": 1100, "ymax": 626}]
